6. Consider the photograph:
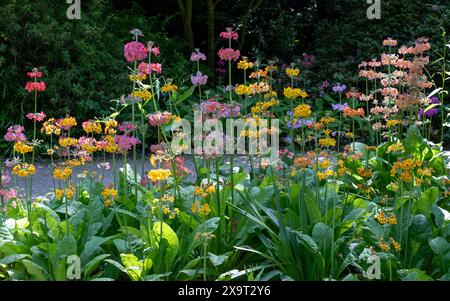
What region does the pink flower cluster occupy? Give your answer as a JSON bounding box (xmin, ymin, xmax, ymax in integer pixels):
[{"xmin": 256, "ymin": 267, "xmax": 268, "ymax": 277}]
[
  {"xmin": 124, "ymin": 41, "xmax": 148, "ymax": 62},
  {"xmin": 218, "ymin": 48, "xmax": 240, "ymax": 61},
  {"xmin": 27, "ymin": 70, "xmax": 42, "ymax": 78},
  {"xmin": 149, "ymin": 47, "xmax": 160, "ymax": 56},
  {"xmin": 199, "ymin": 99, "xmax": 240, "ymax": 118},
  {"xmin": 26, "ymin": 111, "xmax": 46, "ymax": 122},
  {"xmin": 114, "ymin": 135, "xmax": 140, "ymax": 151},
  {"xmin": 4, "ymin": 125, "xmax": 26, "ymax": 142},
  {"xmin": 147, "ymin": 111, "xmax": 173, "ymax": 127},
  {"xmin": 220, "ymin": 30, "xmax": 239, "ymax": 40},
  {"xmin": 25, "ymin": 81, "xmax": 46, "ymax": 92},
  {"xmin": 191, "ymin": 71, "xmax": 208, "ymax": 86},
  {"xmin": 138, "ymin": 62, "xmax": 162, "ymax": 74},
  {"xmin": 118, "ymin": 122, "xmax": 137, "ymax": 133}
]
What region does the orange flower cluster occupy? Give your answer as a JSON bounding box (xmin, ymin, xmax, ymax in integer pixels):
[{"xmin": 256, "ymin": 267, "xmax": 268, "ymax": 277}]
[{"xmin": 343, "ymin": 107, "xmax": 365, "ymax": 117}]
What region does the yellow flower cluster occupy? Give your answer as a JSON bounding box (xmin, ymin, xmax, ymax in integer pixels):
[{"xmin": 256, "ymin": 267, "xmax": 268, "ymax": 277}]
[
  {"xmin": 101, "ymin": 187, "xmax": 118, "ymax": 207},
  {"xmin": 41, "ymin": 118, "xmax": 61, "ymax": 136},
  {"xmin": 283, "ymin": 87, "xmax": 308, "ymax": 100},
  {"xmin": 132, "ymin": 89, "xmax": 153, "ymax": 101},
  {"xmin": 64, "ymin": 158, "xmax": 84, "ymax": 168},
  {"xmin": 235, "ymin": 82, "xmax": 271, "ymax": 95},
  {"xmin": 194, "ymin": 183, "xmax": 216, "ymax": 199},
  {"xmin": 251, "ymin": 98, "xmax": 278, "ymax": 115},
  {"xmin": 59, "ymin": 116, "xmax": 77, "ymax": 129},
  {"xmin": 55, "ymin": 185, "xmax": 75, "ymax": 200},
  {"xmin": 293, "ymin": 104, "xmax": 312, "ymax": 118},
  {"xmin": 357, "ymin": 167, "xmax": 373, "ymax": 178},
  {"xmin": 151, "ymin": 194, "xmax": 179, "ymax": 219},
  {"xmin": 378, "ymin": 237, "xmax": 400, "ymax": 252},
  {"xmin": 285, "ymin": 67, "xmax": 300, "ymax": 77},
  {"xmin": 82, "ymin": 121, "xmax": 102, "ymax": 134},
  {"xmin": 319, "ymin": 117, "xmax": 336, "ymax": 124},
  {"xmin": 53, "ymin": 167, "xmax": 73, "ymax": 181},
  {"xmin": 318, "ymin": 137, "xmax": 336, "ymax": 148},
  {"xmin": 162, "ymin": 83, "xmax": 178, "ymax": 93},
  {"xmin": 237, "ymin": 57, "xmax": 254, "ymax": 70},
  {"xmin": 129, "ymin": 73, "xmax": 147, "ymax": 81},
  {"xmin": 103, "ymin": 135, "xmax": 119, "ymax": 153},
  {"xmin": 375, "ymin": 211, "xmax": 397, "ymax": 225},
  {"xmin": 105, "ymin": 119, "xmax": 118, "ymax": 135},
  {"xmin": 12, "ymin": 163, "xmax": 36, "ymax": 177},
  {"xmin": 148, "ymin": 168, "xmax": 172, "ymax": 183},
  {"xmin": 191, "ymin": 201, "xmax": 211, "ymax": 217},
  {"xmin": 417, "ymin": 167, "xmax": 433, "ymax": 177},
  {"xmin": 386, "ymin": 119, "xmax": 400, "ymax": 128},
  {"xmin": 235, "ymin": 84, "xmax": 252, "ymax": 95},
  {"xmin": 337, "ymin": 160, "xmax": 349, "ymax": 176},
  {"xmin": 386, "ymin": 141, "xmax": 405, "ymax": 154},
  {"xmin": 59, "ymin": 137, "xmax": 78, "ymax": 148},
  {"xmin": 264, "ymin": 91, "xmax": 277, "ymax": 99},
  {"xmin": 13, "ymin": 141, "xmax": 33, "ymax": 154},
  {"xmin": 316, "ymin": 169, "xmax": 336, "ymax": 180},
  {"xmin": 390, "ymin": 158, "xmax": 421, "ymax": 183}
]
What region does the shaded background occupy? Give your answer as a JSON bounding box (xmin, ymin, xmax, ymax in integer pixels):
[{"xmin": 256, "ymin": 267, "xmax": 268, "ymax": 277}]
[{"xmin": 0, "ymin": 0, "xmax": 449, "ymax": 151}]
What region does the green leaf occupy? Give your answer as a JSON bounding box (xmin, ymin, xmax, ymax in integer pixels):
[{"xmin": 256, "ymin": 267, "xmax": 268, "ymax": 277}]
[
  {"xmin": 398, "ymin": 268, "xmax": 433, "ymax": 281},
  {"xmin": 105, "ymin": 259, "xmax": 127, "ymax": 273},
  {"xmin": 208, "ymin": 252, "xmax": 231, "ymax": 267},
  {"xmin": 312, "ymin": 223, "xmax": 333, "ymax": 258},
  {"xmin": 83, "ymin": 254, "xmax": 110, "ymax": 279},
  {"xmin": 0, "ymin": 254, "xmax": 30, "ymax": 265},
  {"xmin": 174, "ymin": 85, "xmax": 195, "ymax": 104},
  {"xmin": 429, "ymin": 237, "xmax": 449, "ymax": 258},
  {"xmin": 80, "ymin": 236, "xmax": 115, "ymax": 265},
  {"xmin": 120, "ymin": 253, "xmax": 143, "ymax": 281},
  {"xmin": 417, "ymin": 187, "xmax": 439, "ymax": 218},
  {"xmin": 55, "ymin": 235, "xmax": 77, "ymax": 261},
  {"xmin": 22, "ymin": 260, "xmax": 48, "ymax": 280},
  {"xmin": 152, "ymin": 222, "xmax": 179, "ymax": 266}
]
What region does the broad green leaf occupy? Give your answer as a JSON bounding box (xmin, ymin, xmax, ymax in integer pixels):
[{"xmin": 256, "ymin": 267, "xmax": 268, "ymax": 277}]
[
  {"xmin": 152, "ymin": 221, "xmax": 179, "ymax": 266},
  {"xmin": 120, "ymin": 253, "xmax": 143, "ymax": 281},
  {"xmin": 83, "ymin": 254, "xmax": 110, "ymax": 279},
  {"xmin": 22, "ymin": 260, "xmax": 47, "ymax": 280},
  {"xmin": 417, "ymin": 187, "xmax": 439, "ymax": 218},
  {"xmin": 398, "ymin": 268, "xmax": 433, "ymax": 281}
]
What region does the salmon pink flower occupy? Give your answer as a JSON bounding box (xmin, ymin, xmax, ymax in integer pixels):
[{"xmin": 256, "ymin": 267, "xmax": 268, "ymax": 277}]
[
  {"xmin": 26, "ymin": 112, "xmax": 46, "ymax": 122},
  {"xmin": 114, "ymin": 135, "xmax": 140, "ymax": 151},
  {"xmin": 25, "ymin": 81, "xmax": 46, "ymax": 92},
  {"xmin": 218, "ymin": 48, "xmax": 240, "ymax": 61},
  {"xmin": 220, "ymin": 28, "xmax": 239, "ymax": 40},
  {"xmin": 27, "ymin": 68, "xmax": 42, "ymax": 78}
]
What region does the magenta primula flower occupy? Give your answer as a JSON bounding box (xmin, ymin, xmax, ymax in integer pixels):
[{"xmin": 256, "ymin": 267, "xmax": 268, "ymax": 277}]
[
  {"xmin": 118, "ymin": 122, "xmax": 137, "ymax": 133},
  {"xmin": 219, "ymin": 28, "xmax": 239, "ymax": 40},
  {"xmin": 218, "ymin": 48, "xmax": 240, "ymax": 61},
  {"xmin": 147, "ymin": 111, "xmax": 173, "ymax": 127},
  {"xmin": 138, "ymin": 62, "xmax": 162, "ymax": 74},
  {"xmin": 4, "ymin": 125, "xmax": 26, "ymax": 142},
  {"xmin": 124, "ymin": 41, "xmax": 148, "ymax": 62},
  {"xmin": 26, "ymin": 111, "xmax": 46, "ymax": 122},
  {"xmin": 114, "ymin": 135, "xmax": 140, "ymax": 151}
]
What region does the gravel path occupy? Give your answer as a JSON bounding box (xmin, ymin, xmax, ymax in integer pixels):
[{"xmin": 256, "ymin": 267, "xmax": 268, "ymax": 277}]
[{"xmin": 14, "ymin": 155, "xmax": 251, "ymax": 198}]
